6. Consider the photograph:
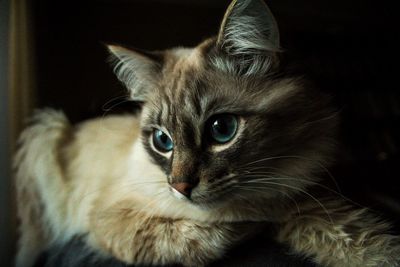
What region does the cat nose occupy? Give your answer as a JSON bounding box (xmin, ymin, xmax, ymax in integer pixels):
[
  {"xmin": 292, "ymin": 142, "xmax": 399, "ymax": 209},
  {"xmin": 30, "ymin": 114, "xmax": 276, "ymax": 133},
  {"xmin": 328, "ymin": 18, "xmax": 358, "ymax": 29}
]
[{"xmin": 170, "ymin": 182, "xmax": 194, "ymax": 197}]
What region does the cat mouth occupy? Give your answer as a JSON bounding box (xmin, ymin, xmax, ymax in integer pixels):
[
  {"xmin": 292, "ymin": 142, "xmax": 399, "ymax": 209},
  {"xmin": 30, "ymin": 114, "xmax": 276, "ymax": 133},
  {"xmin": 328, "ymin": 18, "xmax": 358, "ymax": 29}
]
[
  {"xmin": 169, "ymin": 186, "xmax": 190, "ymax": 201},
  {"xmin": 168, "ymin": 184, "xmax": 236, "ymax": 211}
]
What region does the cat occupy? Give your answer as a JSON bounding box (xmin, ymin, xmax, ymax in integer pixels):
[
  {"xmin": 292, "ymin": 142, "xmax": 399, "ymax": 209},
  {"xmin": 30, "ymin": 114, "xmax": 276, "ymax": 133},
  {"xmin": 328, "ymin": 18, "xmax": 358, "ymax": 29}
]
[{"xmin": 14, "ymin": 0, "xmax": 400, "ymax": 267}]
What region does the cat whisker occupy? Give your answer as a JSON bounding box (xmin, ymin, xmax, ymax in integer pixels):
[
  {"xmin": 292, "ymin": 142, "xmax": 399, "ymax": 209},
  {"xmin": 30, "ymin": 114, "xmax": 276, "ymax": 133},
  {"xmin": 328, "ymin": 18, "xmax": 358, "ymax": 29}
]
[
  {"xmin": 237, "ymin": 155, "xmax": 341, "ymax": 193},
  {"xmin": 271, "ymin": 183, "xmax": 333, "ymax": 225},
  {"xmin": 239, "ymin": 155, "xmax": 293, "ymax": 168},
  {"xmin": 100, "ymin": 95, "xmax": 134, "ymax": 123},
  {"xmin": 102, "ymin": 94, "xmax": 128, "ymax": 107},
  {"xmin": 101, "ymin": 94, "xmax": 131, "ymax": 112},
  {"xmin": 241, "ymin": 175, "xmax": 366, "ymax": 210},
  {"xmin": 239, "ymin": 172, "xmax": 291, "ymax": 178},
  {"xmin": 232, "ymin": 185, "xmax": 301, "ymax": 217},
  {"xmin": 210, "ymin": 175, "xmax": 238, "ymax": 189},
  {"xmin": 236, "ymin": 180, "xmax": 333, "ymax": 225},
  {"xmin": 103, "ymin": 99, "xmax": 133, "ymax": 114},
  {"xmin": 235, "ymin": 165, "xmax": 283, "ymax": 173},
  {"xmin": 301, "ymin": 110, "xmax": 341, "ymax": 127},
  {"xmin": 200, "ymin": 177, "xmax": 239, "ymax": 201},
  {"xmin": 240, "ymin": 176, "xmax": 314, "ymax": 187},
  {"xmin": 191, "ymin": 175, "xmax": 239, "ymax": 203},
  {"xmin": 209, "ymin": 174, "xmax": 238, "ymax": 188},
  {"xmin": 237, "ymin": 168, "xmax": 344, "ymax": 205}
]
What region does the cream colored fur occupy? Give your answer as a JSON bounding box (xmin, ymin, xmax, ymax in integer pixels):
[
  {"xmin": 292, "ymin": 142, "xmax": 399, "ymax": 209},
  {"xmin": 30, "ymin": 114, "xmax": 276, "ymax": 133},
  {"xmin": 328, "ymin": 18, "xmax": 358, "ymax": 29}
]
[
  {"xmin": 278, "ymin": 200, "xmax": 400, "ymax": 267},
  {"xmin": 15, "ymin": 109, "xmax": 400, "ymax": 267},
  {"xmin": 14, "ymin": 109, "xmax": 254, "ymax": 267}
]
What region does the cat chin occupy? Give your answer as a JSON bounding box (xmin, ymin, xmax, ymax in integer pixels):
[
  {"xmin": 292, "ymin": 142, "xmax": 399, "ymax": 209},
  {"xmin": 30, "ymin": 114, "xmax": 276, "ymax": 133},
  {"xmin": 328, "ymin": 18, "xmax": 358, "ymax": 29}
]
[{"xmin": 170, "ymin": 186, "xmax": 189, "ymax": 200}]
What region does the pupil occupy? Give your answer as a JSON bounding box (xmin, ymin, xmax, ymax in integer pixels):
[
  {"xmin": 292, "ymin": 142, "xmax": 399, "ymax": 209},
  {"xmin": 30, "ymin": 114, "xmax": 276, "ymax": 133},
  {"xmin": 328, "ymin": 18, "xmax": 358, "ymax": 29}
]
[
  {"xmin": 215, "ymin": 120, "xmax": 228, "ymax": 135},
  {"xmin": 160, "ymin": 133, "xmax": 168, "ymax": 144}
]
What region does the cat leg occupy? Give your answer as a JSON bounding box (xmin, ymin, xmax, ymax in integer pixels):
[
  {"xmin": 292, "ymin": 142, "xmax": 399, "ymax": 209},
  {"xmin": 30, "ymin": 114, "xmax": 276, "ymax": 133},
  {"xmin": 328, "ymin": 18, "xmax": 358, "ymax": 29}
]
[
  {"xmin": 277, "ymin": 200, "xmax": 400, "ymax": 267},
  {"xmin": 87, "ymin": 200, "xmax": 242, "ymax": 267}
]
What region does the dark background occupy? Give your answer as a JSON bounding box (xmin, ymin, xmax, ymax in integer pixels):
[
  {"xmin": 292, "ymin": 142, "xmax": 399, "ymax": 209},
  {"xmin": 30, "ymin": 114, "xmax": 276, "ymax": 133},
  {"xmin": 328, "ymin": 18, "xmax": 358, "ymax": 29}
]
[
  {"xmin": 1, "ymin": 0, "xmax": 12, "ymax": 266},
  {"xmin": 29, "ymin": 0, "xmax": 400, "ymax": 262},
  {"xmin": 32, "ymin": 0, "xmax": 400, "ymax": 221}
]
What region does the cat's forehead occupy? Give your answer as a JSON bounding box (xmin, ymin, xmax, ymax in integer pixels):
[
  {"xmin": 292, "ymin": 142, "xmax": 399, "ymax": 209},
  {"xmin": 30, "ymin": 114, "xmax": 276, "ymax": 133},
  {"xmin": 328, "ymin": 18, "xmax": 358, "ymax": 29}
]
[
  {"xmin": 164, "ymin": 47, "xmax": 205, "ymax": 72},
  {"xmin": 142, "ymin": 46, "xmax": 223, "ymax": 146},
  {"xmin": 143, "ymin": 42, "xmax": 304, "ymax": 141},
  {"xmin": 159, "ymin": 43, "xmax": 213, "ymax": 92},
  {"xmin": 160, "ymin": 48, "xmax": 203, "ymax": 97},
  {"xmin": 151, "ymin": 47, "xmax": 217, "ymax": 114},
  {"xmin": 145, "ymin": 46, "xmax": 302, "ymax": 122}
]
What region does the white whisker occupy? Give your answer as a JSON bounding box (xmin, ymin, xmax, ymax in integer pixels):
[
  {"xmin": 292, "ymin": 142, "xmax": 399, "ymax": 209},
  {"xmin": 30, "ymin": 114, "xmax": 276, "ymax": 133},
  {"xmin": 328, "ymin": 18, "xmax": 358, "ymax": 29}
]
[
  {"xmin": 237, "ymin": 155, "xmax": 341, "ymax": 193},
  {"xmin": 256, "ymin": 181, "xmax": 332, "ymax": 225}
]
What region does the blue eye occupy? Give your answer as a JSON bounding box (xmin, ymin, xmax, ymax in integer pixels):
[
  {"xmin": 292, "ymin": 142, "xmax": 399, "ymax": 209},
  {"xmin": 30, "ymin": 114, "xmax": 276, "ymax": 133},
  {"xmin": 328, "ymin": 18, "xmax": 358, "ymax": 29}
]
[
  {"xmin": 209, "ymin": 114, "xmax": 238, "ymax": 144},
  {"xmin": 152, "ymin": 129, "xmax": 173, "ymax": 152}
]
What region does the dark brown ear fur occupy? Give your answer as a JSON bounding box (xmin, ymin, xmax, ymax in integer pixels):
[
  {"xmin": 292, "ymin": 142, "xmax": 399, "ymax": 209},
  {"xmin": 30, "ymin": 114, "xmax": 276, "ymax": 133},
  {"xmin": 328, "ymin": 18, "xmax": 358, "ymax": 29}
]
[
  {"xmin": 211, "ymin": 0, "xmax": 281, "ymax": 76},
  {"xmin": 217, "ymin": 0, "xmax": 280, "ymax": 51},
  {"xmin": 107, "ymin": 45, "xmax": 163, "ymax": 101}
]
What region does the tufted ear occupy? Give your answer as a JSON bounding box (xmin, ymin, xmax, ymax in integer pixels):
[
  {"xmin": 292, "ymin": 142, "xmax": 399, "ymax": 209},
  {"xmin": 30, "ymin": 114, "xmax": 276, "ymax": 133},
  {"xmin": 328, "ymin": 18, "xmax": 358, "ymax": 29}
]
[
  {"xmin": 107, "ymin": 45, "xmax": 162, "ymax": 101},
  {"xmin": 214, "ymin": 0, "xmax": 280, "ymax": 76}
]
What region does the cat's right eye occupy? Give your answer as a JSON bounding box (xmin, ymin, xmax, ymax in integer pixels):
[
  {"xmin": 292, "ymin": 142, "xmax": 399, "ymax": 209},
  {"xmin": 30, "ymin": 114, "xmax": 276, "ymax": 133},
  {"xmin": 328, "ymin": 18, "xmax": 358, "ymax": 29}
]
[{"xmin": 152, "ymin": 129, "xmax": 174, "ymax": 153}]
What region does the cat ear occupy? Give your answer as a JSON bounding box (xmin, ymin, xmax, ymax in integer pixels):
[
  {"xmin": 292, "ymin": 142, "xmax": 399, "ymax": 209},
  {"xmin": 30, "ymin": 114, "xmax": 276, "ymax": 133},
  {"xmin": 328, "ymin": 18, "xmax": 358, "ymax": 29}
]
[
  {"xmin": 107, "ymin": 45, "xmax": 161, "ymax": 101},
  {"xmin": 214, "ymin": 0, "xmax": 280, "ymax": 75}
]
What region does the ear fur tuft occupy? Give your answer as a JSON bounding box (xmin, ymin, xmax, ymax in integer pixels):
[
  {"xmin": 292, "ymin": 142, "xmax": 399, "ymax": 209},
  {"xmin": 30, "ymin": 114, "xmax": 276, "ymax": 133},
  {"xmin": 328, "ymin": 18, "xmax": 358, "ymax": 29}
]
[
  {"xmin": 107, "ymin": 45, "xmax": 161, "ymax": 101},
  {"xmin": 213, "ymin": 0, "xmax": 280, "ymax": 76}
]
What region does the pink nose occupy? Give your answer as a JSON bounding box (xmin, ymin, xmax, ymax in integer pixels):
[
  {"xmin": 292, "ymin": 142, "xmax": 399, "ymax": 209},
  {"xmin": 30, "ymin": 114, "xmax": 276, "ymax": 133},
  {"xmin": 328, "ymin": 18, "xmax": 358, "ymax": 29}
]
[{"xmin": 171, "ymin": 182, "xmax": 194, "ymax": 197}]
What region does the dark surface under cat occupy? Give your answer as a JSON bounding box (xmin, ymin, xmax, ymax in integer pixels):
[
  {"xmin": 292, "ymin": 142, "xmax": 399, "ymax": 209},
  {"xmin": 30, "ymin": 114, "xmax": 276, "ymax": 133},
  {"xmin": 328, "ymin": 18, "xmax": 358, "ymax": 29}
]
[{"xmin": 33, "ymin": 234, "xmax": 318, "ymax": 267}]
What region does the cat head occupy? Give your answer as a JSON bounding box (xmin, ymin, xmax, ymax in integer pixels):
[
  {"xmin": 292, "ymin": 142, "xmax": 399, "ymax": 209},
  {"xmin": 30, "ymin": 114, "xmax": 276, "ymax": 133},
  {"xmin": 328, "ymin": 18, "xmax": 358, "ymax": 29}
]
[{"xmin": 107, "ymin": 0, "xmax": 337, "ymax": 212}]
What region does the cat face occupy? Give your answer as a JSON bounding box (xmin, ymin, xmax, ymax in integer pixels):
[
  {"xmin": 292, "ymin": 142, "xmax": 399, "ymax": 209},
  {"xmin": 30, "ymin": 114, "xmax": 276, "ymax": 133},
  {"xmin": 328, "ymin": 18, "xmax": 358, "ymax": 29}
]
[{"xmin": 108, "ymin": 0, "xmax": 337, "ymax": 209}]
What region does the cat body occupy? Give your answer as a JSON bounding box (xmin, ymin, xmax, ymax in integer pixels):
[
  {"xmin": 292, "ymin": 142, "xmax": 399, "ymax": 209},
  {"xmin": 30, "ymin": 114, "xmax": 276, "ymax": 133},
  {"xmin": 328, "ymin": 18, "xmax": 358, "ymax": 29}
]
[
  {"xmin": 16, "ymin": 107, "xmax": 286, "ymax": 267},
  {"xmin": 15, "ymin": 111, "xmax": 247, "ymax": 267},
  {"xmin": 15, "ymin": 0, "xmax": 400, "ymax": 266}
]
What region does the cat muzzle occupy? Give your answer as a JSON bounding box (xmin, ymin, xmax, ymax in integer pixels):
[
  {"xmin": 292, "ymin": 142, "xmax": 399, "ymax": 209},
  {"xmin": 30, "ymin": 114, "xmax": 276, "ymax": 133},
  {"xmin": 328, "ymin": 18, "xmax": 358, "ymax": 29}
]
[{"xmin": 170, "ymin": 182, "xmax": 194, "ymax": 199}]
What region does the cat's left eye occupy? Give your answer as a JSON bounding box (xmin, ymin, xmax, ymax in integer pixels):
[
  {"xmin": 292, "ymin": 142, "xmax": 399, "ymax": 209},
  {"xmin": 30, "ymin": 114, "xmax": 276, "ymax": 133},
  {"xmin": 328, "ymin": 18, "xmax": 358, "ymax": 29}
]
[
  {"xmin": 152, "ymin": 129, "xmax": 173, "ymax": 153},
  {"xmin": 208, "ymin": 114, "xmax": 238, "ymax": 144}
]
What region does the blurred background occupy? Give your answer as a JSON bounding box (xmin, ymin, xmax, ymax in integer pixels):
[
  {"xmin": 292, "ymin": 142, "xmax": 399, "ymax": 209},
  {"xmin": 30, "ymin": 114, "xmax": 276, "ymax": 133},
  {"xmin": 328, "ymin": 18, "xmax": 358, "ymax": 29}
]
[{"xmin": 1, "ymin": 0, "xmax": 399, "ymax": 266}]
